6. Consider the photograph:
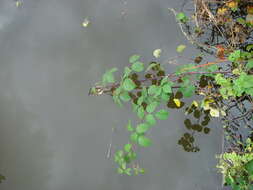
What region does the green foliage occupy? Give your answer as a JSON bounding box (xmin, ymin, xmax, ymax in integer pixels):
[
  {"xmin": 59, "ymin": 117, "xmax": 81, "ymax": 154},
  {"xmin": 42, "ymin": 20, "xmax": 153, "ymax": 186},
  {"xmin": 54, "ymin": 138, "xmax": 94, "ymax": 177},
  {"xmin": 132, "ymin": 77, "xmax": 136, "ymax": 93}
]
[
  {"xmin": 176, "ymin": 12, "xmax": 188, "ymax": 23},
  {"xmin": 102, "ymin": 67, "xmax": 118, "ymax": 85},
  {"xmin": 216, "ymin": 138, "xmax": 253, "ymax": 190}
]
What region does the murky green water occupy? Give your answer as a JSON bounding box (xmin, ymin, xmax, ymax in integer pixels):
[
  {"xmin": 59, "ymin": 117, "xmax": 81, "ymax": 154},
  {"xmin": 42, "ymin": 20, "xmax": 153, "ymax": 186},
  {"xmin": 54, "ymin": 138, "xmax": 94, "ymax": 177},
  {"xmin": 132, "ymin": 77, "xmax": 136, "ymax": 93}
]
[{"xmin": 0, "ymin": 0, "xmax": 222, "ymax": 189}]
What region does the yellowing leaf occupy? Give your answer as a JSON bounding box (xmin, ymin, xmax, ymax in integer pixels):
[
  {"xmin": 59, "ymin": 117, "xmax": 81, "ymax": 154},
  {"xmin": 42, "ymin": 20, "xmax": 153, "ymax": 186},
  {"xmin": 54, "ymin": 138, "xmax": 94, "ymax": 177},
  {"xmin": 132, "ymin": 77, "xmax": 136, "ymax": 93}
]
[
  {"xmin": 192, "ymin": 100, "xmax": 198, "ymax": 107},
  {"xmin": 210, "ymin": 108, "xmax": 220, "ymax": 117},
  {"xmin": 217, "ymin": 7, "xmax": 227, "ymax": 15},
  {"xmin": 173, "ymin": 98, "xmax": 181, "ymax": 107},
  {"xmin": 176, "ymin": 45, "xmax": 186, "ymax": 53},
  {"xmin": 153, "ymin": 49, "xmax": 162, "ymax": 58},
  {"xmin": 246, "ymin": 14, "xmax": 253, "ymax": 25},
  {"xmin": 221, "ymin": 110, "xmax": 226, "ymax": 116},
  {"xmin": 226, "ymin": 1, "xmax": 238, "ymax": 9},
  {"xmin": 82, "ymin": 18, "xmax": 90, "ymax": 27}
]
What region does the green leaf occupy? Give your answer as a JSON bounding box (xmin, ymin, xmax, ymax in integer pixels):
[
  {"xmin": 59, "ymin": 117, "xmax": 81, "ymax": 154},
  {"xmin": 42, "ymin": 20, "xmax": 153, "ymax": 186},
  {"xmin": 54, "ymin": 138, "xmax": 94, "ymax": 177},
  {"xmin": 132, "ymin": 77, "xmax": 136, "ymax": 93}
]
[
  {"xmin": 130, "ymin": 133, "xmax": 139, "ymax": 143},
  {"xmin": 148, "ymin": 85, "xmax": 158, "ymax": 95},
  {"xmin": 102, "ymin": 67, "xmax": 118, "ymax": 84},
  {"xmin": 136, "ymin": 123, "xmax": 150, "ymax": 134},
  {"xmin": 120, "ymin": 91, "xmax": 131, "ymax": 102},
  {"xmin": 117, "ymin": 168, "xmax": 124, "ymax": 174},
  {"xmin": 161, "ymin": 92, "xmax": 170, "ymax": 101},
  {"xmin": 180, "ymin": 85, "xmax": 195, "ymax": 97},
  {"xmin": 146, "ymin": 101, "xmax": 158, "ymax": 113},
  {"xmin": 129, "ymin": 54, "xmax": 140, "ymax": 63},
  {"xmin": 162, "ymin": 83, "xmax": 172, "ymax": 93},
  {"xmin": 126, "ymin": 120, "xmax": 134, "ymax": 132},
  {"xmin": 123, "ymin": 67, "xmax": 132, "ymax": 78},
  {"xmin": 146, "ymin": 63, "xmax": 158, "ymax": 72},
  {"xmin": 124, "ymin": 144, "xmax": 132, "ymax": 152},
  {"xmin": 155, "ymin": 109, "xmax": 169, "ymax": 120},
  {"xmin": 176, "ymin": 44, "xmax": 186, "ymax": 53},
  {"xmin": 145, "ymin": 114, "xmax": 156, "ymax": 126},
  {"xmin": 138, "ymin": 135, "xmax": 152, "ymax": 147},
  {"xmin": 245, "ymin": 159, "xmax": 253, "ymax": 174},
  {"xmin": 246, "ymin": 59, "xmax": 253, "ymax": 69},
  {"xmin": 131, "ymin": 61, "xmax": 144, "ymax": 72},
  {"xmin": 137, "ymin": 106, "xmax": 145, "ymax": 119},
  {"xmin": 176, "ymin": 12, "xmax": 187, "ymax": 22},
  {"xmin": 123, "ymin": 78, "xmax": 136, "ymax": 91},
  {"xmin": 124, "ymin": 168, "xmax": 132, "ymax": 176}
]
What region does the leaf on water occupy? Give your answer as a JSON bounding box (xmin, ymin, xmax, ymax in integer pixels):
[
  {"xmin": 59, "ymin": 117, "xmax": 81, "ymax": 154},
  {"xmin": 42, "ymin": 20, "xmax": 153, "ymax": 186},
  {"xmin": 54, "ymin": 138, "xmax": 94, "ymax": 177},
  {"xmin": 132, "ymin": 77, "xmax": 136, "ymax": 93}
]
[
  {"xmin": 16, "ymin": 1, "xmax": 22, "ymax": 7},
  {"xmin": 176, "ymin": 45, "xmax": 186, "ymax": 53},
  {"xmin": 153, "ymin": 49, "xmax": 162, "ymax": 58},
  {"xmin": 82, "ymin": 18, "xmax": 90, "ymax": 27}
]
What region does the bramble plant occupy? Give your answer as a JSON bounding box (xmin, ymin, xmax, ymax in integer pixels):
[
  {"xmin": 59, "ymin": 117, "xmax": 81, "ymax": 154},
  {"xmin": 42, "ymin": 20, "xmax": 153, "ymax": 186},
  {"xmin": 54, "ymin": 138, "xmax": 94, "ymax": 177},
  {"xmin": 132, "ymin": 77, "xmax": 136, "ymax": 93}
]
[{"xmin": 90, "ymin": 0, "xmax": 253, "ymax": 189}]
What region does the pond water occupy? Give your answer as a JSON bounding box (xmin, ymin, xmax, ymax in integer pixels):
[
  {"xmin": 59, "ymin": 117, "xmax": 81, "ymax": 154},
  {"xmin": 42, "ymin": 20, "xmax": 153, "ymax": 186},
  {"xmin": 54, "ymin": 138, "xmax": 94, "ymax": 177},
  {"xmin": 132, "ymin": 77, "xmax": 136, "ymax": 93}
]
[{"xmin": 0, "ymin": 0, "xmax": 222, "ymax": 189}]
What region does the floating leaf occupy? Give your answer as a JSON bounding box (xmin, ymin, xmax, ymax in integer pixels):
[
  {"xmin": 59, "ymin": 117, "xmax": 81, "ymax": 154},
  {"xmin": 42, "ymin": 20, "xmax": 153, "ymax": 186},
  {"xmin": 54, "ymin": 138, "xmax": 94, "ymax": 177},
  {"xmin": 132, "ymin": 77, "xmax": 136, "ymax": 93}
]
[
  {"xmin": 82, "ymin": 18, "xmax": 90, "ymax": 27},
  {"xmin": 131, "ymin": 61, "xmax": 144, "ymax": 72},
  {"xmin": 123, "ymin": 78, "xmax": 136, "ymax": 91},
  {"xmin": 15, "ymin": 1, "xmax": 22, "ymax": 7},
  {"xmin": 176, "ymin": 45, "xmax": 186, "ymax": 53},
  {"xmin": 138, "ymin": 136, "xmax": 152, "ymax": 147},
  {"xmin": 153, "ymin": 49, "xmax": 162, "ymax": 58}
]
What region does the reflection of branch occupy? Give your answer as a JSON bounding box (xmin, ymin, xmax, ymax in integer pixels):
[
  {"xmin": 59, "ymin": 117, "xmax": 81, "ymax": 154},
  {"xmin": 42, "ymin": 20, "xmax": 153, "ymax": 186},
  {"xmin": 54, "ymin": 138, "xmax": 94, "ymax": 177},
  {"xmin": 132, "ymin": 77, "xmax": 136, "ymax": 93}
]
[{"xmin": 167, "ymin": 7, "xmax": 216, "ymax": 54}]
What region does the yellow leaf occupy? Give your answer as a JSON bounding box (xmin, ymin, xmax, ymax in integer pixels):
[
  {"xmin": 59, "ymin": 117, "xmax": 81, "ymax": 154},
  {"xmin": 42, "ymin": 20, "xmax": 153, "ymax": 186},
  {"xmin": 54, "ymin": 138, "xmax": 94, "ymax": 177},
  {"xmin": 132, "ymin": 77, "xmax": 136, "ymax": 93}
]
[
  {"xmin": 82, "ymin": 18, "xmax": 90, "ymax": 28},
  {"xmin": 226, "ymin": 1, "xmax": 238, "ymax": 9},
  {"xmin": 153, "ymin": 49, "xmax": 162, "ymax": 58},
  {"xmin": 210, "ymin": 108, "xmax": 220, "ymax": 117},
  {"xmin": 221, "ymin": 110, "xmax": 226, "ymax": 116},
  {"xmin": 217, "ymin": 7, "xmax": 227, "ymax": 15},
  {"xmin": 192, "ymin": 100, "xmax": 198, "ymax": 107},
  {"xmin": 173, "ymin": 98, "xmax": 181, "ymax": 107}
]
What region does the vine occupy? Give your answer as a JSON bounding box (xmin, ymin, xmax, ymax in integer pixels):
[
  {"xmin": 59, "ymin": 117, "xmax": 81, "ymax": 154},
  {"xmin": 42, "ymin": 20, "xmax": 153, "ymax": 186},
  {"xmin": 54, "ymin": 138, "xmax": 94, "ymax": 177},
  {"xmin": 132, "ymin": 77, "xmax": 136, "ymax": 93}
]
[{"xmin": 89, "ymin": 0, "xmax": 253, "ymax": 189}]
